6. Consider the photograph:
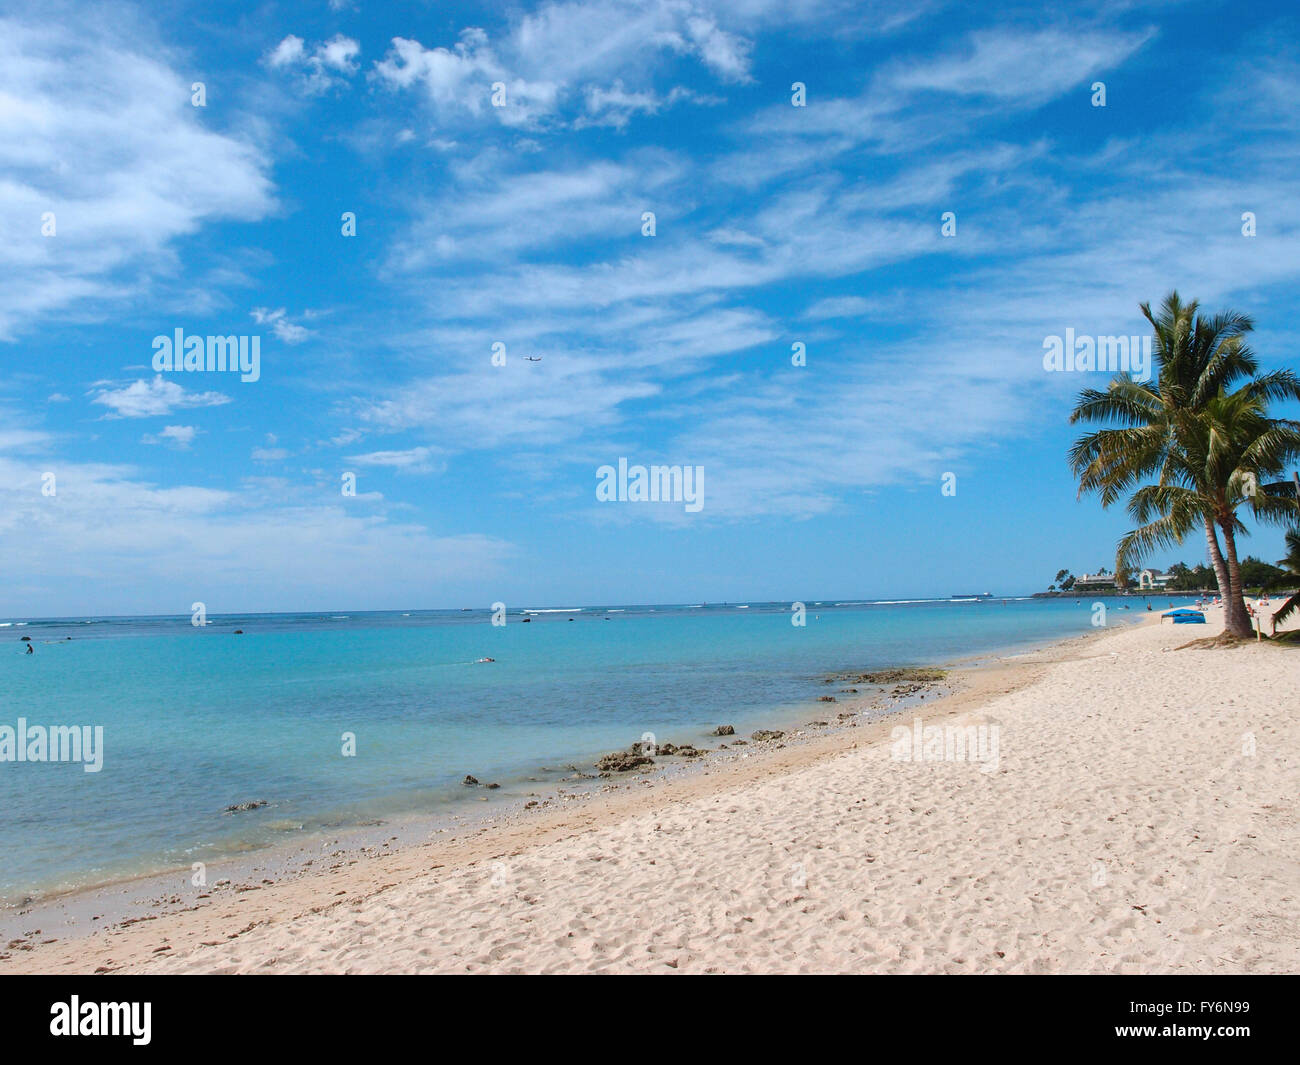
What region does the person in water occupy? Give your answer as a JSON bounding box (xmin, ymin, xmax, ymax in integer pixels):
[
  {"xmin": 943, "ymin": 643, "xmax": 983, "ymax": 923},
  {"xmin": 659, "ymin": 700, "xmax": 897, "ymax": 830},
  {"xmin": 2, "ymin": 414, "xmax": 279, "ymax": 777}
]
[{"xmin": 25, "ymin": 643, "xmax": 33, "ymax": 654}]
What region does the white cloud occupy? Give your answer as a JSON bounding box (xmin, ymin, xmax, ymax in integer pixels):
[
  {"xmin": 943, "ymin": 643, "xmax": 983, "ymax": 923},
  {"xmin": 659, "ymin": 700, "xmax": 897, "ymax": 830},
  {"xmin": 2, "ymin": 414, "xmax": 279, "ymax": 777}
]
[
  {"xmin": 804, "ymin": 296, "xmax": 878, "ymax": 320},
  {"xmin": 370, "ymin": 1, "xmax": 779, "ymax": 131},
  {"xmin": 0, "ymin": 449, "xmax": 514, "ymax": 616},
  {"xmin": 90, "ymin": 377, "xmax": 231, "ymax": 418},
  {"xmin": 880, "ymin": 27, "xmax": 1155, "ymax": 104},
  {"xmin": 0, "ymin": 11, "xmax": 275, "ymax": 341},
  {"xmin": 251, "ymin": 307, "xmax": 312, "ymax": 343},
  {"xmin": 266, "ymin": 35, "xmax": 306, "ymax": 68},
  {"xmin": 346, "ymin": 446, "xmax": 443, "ymax": 473},
  {"xmin": 685, "ymin": 16, "xmax": 752, "ymax": 82},
  {"xmin": 373, "ymin": 30, "xmax": 559, "ymax": 128},
  {"xmin": 578, "ymin": 82, "xmax": 705, "ymax": 129},
  {"xmin": 351, "ymin": 24, "xmax": 1300, "ymax": 529},
  {"xmin": 387, "ymin": 152, "xmax": 683, "ymax": 269},
  {"xmin": 264, "ymin": 34, "xmax": 361, "ymax": 94},
  {"xmin": 318, "ymin": 36, "xmax": 362, "ymax": 73},
  {"xmin": 142, "ymin": 424, "xmax": 200, "ymax": 448}
]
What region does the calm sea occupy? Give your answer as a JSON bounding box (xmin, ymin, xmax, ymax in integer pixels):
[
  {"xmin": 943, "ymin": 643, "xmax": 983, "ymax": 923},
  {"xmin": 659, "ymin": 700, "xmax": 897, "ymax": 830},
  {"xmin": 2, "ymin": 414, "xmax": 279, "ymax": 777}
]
[{"xmin": 0, "ymin": 595, "xmax": 1194, "ymax": 901}]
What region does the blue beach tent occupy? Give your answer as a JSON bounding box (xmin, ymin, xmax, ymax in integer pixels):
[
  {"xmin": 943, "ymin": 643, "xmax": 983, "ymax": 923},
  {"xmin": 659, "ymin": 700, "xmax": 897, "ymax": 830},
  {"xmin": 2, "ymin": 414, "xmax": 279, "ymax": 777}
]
[{"xmin": 1161, "ymin": 608, "xmax": 1206, "ymax": 624}]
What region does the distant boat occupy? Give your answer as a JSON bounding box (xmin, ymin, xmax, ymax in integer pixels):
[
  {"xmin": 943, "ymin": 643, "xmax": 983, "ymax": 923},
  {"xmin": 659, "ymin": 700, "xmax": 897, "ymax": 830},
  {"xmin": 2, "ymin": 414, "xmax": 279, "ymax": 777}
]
[{"xmin": 951, "ymin": 592, "xmax": 994, "ymax": 599}]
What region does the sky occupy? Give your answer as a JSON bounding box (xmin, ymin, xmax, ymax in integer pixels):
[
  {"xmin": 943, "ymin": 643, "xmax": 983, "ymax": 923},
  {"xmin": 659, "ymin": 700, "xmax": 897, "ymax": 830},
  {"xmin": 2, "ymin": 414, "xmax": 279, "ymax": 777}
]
[{"xmin": 2, "ymin": 0, "xmax": 1299, "ymax": 616}]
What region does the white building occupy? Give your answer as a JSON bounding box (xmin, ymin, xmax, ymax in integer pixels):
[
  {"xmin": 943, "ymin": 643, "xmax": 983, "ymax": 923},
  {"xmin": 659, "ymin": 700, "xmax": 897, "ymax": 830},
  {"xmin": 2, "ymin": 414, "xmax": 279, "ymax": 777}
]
[{"xmin": 1138, "ymin": 569, "xmax": 1177, "ymax": 590}]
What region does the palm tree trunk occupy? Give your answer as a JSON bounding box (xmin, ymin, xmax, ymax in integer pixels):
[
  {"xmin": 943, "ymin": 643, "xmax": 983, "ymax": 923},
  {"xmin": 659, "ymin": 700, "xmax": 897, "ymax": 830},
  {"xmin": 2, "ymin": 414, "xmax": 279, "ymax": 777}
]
[
  {"xmin": 1204, "ymin": 519, "xmax": 1231, "ymax": 601},
  {"xmin": 1217, "ymin": 518, "xmax": 1254, "ymax": 637}
]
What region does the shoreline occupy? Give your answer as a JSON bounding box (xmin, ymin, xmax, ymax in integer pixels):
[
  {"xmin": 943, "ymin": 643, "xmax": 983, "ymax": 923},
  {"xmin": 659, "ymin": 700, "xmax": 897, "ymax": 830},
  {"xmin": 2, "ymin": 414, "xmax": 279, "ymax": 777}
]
[
  {"xmin": 0, "ymin": 608, "xmax": 1148, "ymax": 921},
  {"xmin": 0, "ymin": 616, "xmax": 1173, "ymax": 973},
  {"xmin": 0, "ymin": 653, "xmax": 974, "ymax": 942}
]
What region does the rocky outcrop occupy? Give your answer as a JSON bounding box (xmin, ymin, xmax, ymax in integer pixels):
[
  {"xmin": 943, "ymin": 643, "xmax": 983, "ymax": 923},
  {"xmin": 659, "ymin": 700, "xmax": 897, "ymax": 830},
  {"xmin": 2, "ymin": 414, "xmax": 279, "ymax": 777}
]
[
  {"xmin": 596, "ymin": 751, "xmax": 653, "ymax": 773},
  {"xmin": 631, "ymin": 740, "xmax": 676, "ymax": 756},
  {"xmin": 826, "ymin": 667, "xmax": 947, "ymax": 685}
]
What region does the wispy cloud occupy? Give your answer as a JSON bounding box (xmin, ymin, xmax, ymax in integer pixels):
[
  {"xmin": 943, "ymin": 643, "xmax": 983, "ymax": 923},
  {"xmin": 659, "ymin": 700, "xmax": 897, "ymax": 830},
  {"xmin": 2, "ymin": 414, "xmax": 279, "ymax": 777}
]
[
  {"xmin": 142, "ymin": 424, "xmax": 200, "ymax": 448},
  {"xmin": 251, "ymin": 307, "xmax": 312, "ymax": 343},
  {"xmin": 90, "ymin": 377, "xmax": 231, "ymax": 419},
  {"xmin": 346, "ymin": 446, "xmax": 444, "ymax": 474},
  {"xmin": 264, "ymin": 33, "xmax": 361, "ymax": 95},
  {"xmin": 0, "ymin": 10, "xmax": 274, "ymax": 340}
]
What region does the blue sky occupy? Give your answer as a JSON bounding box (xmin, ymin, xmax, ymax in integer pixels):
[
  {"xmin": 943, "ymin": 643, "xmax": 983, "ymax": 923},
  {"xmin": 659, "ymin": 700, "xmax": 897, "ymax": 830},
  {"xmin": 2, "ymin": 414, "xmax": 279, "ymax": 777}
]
[{"xmin": 2, "ymin": 0, "xmax": 1299, "ymax": 616}]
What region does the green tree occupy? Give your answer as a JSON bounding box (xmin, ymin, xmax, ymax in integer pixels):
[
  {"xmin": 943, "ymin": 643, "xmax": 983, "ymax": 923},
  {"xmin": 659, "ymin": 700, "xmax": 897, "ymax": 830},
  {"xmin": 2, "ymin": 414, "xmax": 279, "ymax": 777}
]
[
  {"xmin": 1239, "ymin": 555, "xmax": 1285, "ymax": 591},
  {"xmin": 1270, "ymin": 530, "xmax": 1300, "ymax": 632},
  {"xmin": 1115, "ymin": 388, "xmax": 1300, "ymax": 632},
  {"xmin": 1069, "ymin": 292, "xmax": 1300, "ymax": 636}
]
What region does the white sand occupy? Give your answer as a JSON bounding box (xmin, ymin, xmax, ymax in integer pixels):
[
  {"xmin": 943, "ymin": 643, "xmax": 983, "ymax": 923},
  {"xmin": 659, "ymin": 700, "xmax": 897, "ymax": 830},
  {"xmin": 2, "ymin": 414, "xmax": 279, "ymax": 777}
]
[{"xmin": 5, "ymin": 607, "xmax": 1297, "ymax": 974}]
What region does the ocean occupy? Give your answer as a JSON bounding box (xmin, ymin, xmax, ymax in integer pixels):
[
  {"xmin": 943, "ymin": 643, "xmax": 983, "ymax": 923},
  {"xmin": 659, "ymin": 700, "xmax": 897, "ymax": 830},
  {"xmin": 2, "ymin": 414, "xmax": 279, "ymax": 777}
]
[{"xmin": 0, "ymin": 595, "xmax": 1195, "ymax": 902}]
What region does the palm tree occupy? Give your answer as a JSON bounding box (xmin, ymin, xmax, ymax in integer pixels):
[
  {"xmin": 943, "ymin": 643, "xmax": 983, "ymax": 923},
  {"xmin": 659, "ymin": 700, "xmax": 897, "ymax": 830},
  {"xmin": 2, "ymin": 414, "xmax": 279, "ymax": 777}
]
[
  {"xmin": 1111, "ymin": 388, "xmax": 1300, "ymax": 635},
  {"xmin": 1069, "ymin": 292, "xmax": 1300, "ymax": 637},
  {"xmin": 1270, "ymin": 529, "xmax": 1300, "ymax": 633}
]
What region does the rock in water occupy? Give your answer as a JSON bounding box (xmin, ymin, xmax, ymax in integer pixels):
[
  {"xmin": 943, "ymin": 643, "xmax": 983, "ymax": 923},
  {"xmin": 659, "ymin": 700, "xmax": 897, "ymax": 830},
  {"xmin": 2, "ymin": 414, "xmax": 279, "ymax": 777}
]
[
  {"xmin": 224, "ymin": 800, "xmax": 268, "ymax": 813},
  {"xmin": 595, "ymin": 752, "xmax": 653, "ymax": 773}
]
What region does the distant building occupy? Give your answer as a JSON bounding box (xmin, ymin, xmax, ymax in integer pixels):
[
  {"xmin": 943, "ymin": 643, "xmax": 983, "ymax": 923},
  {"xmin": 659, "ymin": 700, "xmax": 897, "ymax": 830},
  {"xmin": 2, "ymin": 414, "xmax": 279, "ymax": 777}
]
[
  {"xmin": 1138, "ymin": 569, "xmax": 1177, "ymax": 590},
  {"xmin": 1073, "ymin": 573, "xmax": 1117, "ymax": 591}
]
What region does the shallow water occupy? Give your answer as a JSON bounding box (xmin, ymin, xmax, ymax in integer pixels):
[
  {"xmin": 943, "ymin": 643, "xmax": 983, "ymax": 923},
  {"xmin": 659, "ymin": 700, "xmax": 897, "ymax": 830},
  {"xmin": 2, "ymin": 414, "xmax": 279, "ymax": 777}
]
[{"xmin": 0, "ymin": 596, "xmax": 1195, "ymax": 900}]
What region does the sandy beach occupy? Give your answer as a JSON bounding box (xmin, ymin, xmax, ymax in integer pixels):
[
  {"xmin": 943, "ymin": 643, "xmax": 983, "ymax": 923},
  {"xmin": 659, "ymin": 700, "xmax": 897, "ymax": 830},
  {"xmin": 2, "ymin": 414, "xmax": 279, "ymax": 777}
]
[{"xmin": 3, "ymin": 606, "xmax": 1297, "ymax": 975}]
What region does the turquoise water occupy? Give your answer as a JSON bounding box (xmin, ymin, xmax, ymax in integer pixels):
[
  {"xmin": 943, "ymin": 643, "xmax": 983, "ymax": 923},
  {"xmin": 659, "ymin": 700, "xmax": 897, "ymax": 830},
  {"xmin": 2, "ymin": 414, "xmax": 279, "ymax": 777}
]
[{"xmin": 0, "ymin": 596, "xmax": 1195, "ymax": 901}]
